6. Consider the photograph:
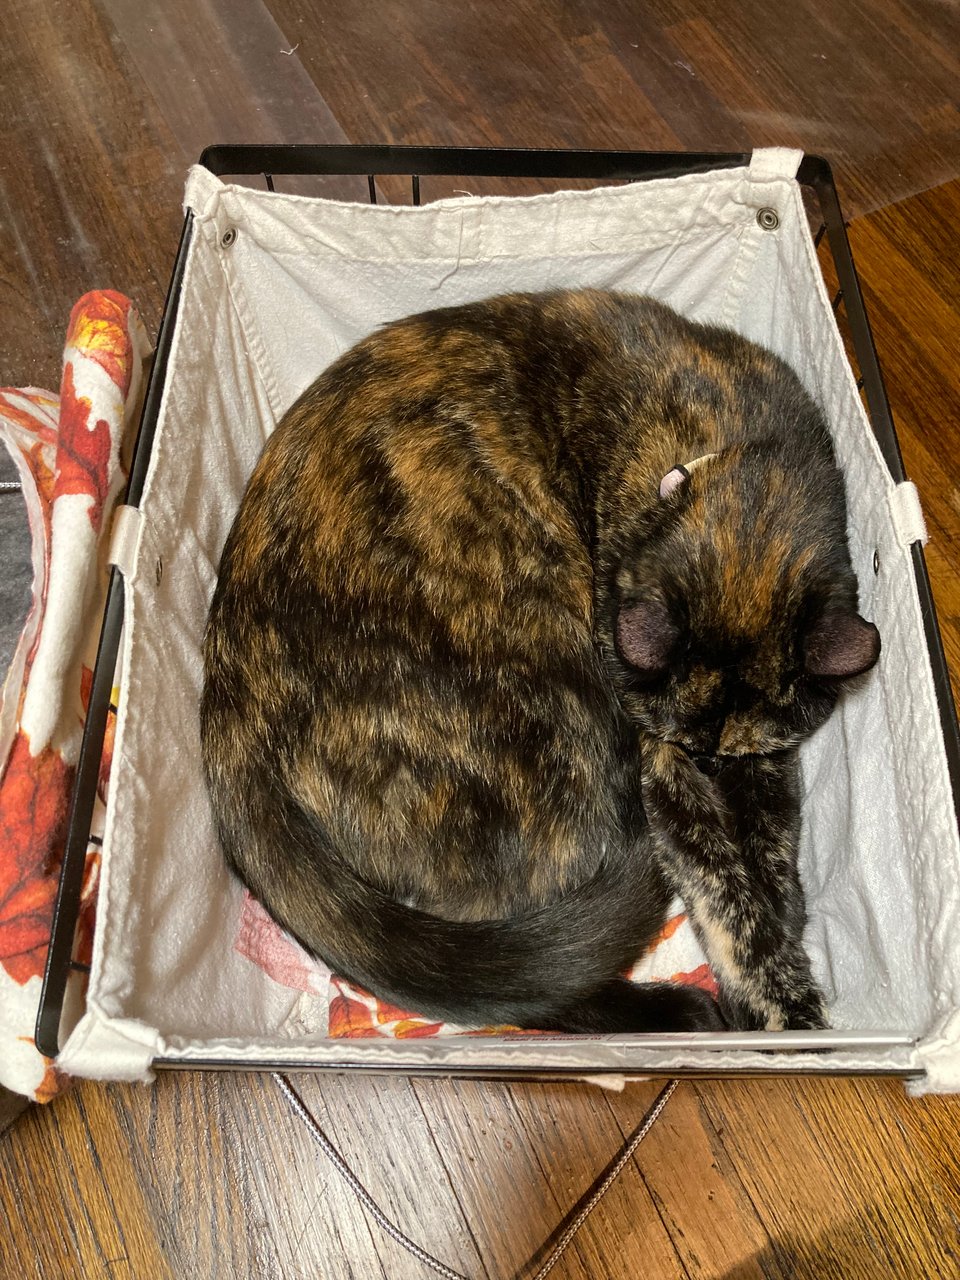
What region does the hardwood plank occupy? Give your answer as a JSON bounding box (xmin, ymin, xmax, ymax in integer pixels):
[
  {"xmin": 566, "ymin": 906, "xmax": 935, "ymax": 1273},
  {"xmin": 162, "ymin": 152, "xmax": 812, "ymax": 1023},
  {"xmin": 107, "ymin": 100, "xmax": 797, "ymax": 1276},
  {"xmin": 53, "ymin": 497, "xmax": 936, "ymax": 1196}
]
[
  {"xmin": 49, "ymin": 1074, "xmax": 404, "ymax": 1280},
  {"xmin": 96, "ymin": 0, "xmax": 368, "ymax": 201},
  {"xmin": 845, "ymin": 182, "xmax": 960, "ymax": 704},
  {"xmin": 0, "ymin": 0, "xmax": 183, "ymax": 386},
  {"xmin": 695, "ymin": 1078, "xmax": 960, "ymax": 1279},
  {"xmin": 267, "ymin": 0, "xmax": 960, "ymax": 214},
  {"xmin": 273, "ymin": 1073, "xmax": 488, "ymax": 1279},
  {"xmin": 604, "ymin": 1082, "xmax": 783, "ymax": 1279},
  {"xmin": 0, "ymin": 1084, "xmax": 174, "ymax": 1280},
  {"xmin": 867, "ymin": 1080, "xmax": 960, "ymax": 1224},
  {"xmin": 411, "ymin": 1077, "xmax": 691, "ymax": 1279}
]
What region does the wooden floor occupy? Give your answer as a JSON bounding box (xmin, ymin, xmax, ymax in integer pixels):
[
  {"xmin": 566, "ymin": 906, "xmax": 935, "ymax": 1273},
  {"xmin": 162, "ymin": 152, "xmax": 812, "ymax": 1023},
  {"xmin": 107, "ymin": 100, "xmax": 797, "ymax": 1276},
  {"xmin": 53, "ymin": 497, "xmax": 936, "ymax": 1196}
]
[{"xmin": 2, "ymin": 2, "xmax": 960, "ymax": 1277}]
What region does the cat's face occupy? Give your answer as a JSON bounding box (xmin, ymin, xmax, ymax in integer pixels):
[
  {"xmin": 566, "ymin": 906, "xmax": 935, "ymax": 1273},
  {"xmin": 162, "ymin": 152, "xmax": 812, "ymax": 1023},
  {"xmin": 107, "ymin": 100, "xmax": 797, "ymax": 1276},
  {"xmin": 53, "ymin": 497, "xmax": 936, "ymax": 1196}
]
[
  {"xmin": 609, "ymin": 461, "xmax": 880, "ymax": 758},
  {"xmin": 614, "ymin": 597, "xmax": 878, "ymax": 756}
]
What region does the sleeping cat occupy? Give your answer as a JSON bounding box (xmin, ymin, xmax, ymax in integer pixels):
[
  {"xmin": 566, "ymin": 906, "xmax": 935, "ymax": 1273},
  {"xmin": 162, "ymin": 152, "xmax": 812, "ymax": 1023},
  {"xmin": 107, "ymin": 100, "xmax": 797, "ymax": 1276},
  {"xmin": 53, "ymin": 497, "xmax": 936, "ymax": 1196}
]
[{"xmin": 200, "ymin": 289, "xmax": 879, "ymax": 1035}]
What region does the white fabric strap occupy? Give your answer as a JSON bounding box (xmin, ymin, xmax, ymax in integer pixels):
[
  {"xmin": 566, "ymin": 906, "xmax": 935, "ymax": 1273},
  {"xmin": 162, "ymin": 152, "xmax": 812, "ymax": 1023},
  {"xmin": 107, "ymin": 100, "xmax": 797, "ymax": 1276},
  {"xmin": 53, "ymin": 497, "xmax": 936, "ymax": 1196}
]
[
  {"xmin": 889, "ymin": 480, "xmax": 929, "ymax": 548},
  {"xmin": 56, "ymin": 1007, "xmax": 159, "ymax": 1082},
  {"xmin": 184, "ymin": 164, "xmax": 226, "ymax": 218},
  {"xmin": 748, "ymin": 148, "xmax": 804, "ymax": 182},
  {"xmin": 915, "ymin": 1010, "xmax": 960, "ymax": 1094},
  {"xmin": 108, "ymin": 503, "xmax": 144, "ymax": 576}
]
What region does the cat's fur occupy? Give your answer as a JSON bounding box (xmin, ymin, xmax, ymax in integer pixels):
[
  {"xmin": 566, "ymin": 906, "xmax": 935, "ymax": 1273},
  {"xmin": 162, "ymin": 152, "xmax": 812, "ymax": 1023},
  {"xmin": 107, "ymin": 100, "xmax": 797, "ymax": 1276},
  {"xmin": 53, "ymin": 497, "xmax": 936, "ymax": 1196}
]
[{"xmin": 200, "ymin": 289, "xmax": 879, "ymax": 1034}]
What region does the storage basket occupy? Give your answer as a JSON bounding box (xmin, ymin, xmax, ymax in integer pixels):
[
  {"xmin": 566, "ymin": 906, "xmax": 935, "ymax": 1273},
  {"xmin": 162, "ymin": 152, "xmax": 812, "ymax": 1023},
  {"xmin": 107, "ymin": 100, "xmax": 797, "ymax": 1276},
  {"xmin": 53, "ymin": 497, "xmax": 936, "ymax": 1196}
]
[{"xmin": 38, "ymin": 146, "xmax": 960, "ymax": 1092}]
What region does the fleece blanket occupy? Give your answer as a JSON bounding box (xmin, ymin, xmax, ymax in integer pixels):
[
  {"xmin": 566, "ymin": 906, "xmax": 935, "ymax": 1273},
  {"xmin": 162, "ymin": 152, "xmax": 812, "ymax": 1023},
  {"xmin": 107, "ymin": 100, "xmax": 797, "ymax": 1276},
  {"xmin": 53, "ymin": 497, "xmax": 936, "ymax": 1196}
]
[
  {"xmin": 0, "ymin": 291, "xmax": 148, "ymax": 1100},
  {"xmin": 0, "ymin": 293, "xmax": 711, "ymax": 1097}
]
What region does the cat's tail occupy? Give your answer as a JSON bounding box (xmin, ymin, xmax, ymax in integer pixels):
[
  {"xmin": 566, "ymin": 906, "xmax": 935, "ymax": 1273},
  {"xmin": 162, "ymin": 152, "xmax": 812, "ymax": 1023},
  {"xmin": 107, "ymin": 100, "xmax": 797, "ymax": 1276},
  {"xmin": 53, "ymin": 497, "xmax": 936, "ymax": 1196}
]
[{"xmin": 221, "ymin": 784, "xmax": 723, "ymax": 1035}]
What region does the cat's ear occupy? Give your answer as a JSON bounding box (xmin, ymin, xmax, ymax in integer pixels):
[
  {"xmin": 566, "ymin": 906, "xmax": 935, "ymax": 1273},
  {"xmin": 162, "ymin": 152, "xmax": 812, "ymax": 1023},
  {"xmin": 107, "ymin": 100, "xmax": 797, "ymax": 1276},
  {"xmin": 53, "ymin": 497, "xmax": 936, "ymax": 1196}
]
[
  {"xmin": 616, "ymin": 601, "xmax": 678, "ymax": 673},
  {"xmin": 803, "ymin": 610, "xmax": 881, "ymax": 679}
]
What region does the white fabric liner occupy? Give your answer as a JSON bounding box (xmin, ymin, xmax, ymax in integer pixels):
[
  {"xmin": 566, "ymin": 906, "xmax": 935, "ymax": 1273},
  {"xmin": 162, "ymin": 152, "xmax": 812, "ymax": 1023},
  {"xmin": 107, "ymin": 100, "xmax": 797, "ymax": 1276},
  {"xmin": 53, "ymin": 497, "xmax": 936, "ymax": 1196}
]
[{"xmin": 56, "ymin": 149, "xmax": 960, "ymax": 1092}]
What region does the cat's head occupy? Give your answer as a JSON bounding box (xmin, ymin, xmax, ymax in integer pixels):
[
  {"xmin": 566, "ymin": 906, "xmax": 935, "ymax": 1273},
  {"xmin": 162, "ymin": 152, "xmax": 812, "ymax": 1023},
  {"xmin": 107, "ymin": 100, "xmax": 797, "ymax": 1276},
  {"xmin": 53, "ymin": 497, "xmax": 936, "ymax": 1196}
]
[{"xmin": 606, "ymin": 447, "xmax": 880, "ymax": 757}]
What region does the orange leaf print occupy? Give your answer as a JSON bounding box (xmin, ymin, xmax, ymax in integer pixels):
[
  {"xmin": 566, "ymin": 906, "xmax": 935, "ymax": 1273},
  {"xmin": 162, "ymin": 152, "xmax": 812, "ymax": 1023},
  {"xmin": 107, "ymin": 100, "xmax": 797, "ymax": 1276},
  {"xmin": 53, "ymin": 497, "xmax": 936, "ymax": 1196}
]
[
  {"xmin": 0, "ymin": 390, "xmax": 59, "ymax": 445},
  {"xmin": 53, "ymin": 363, "xmax": 113, "ymax": 532},
  {"xmin": 66, "ymin": 291, "xmax": 134, "ymax": 395},
  {"xmin": 99, "ymin": 710, "xmax": 116, "ymax": 804},
  {"xmin": 457, "ymin": 1024, "xmax": 543, "ymax": 1036},
  {"xmin": 16, "ymin": 1046, "xmax": 65, "ymax": 1103},
  {"xmin": 328, "ymin": 992, "xmax": 384, "ymax": 1039},
  {"xmin": 74, "ymin": 848, "xmax": 101, "ymax": 969},
  {"xmin": 644, "ymin": 912, "xmax": 688, "ymax": 954},
  {"xmin": 0, "ymin": 732, "xmax": 73, "ymax": 984},
  {"xmin": 373, "ymin": 994, "xmax": 428, "ymax": 1026},
  {"xmin": 79, "ymin": 667, "xmax": 116, "ymax": 803},
  {"xmin": 24, "ymin": 439, "xmax": 57, "ymax": 510},
  {"xmin": 392, "ymin": 1018, "xmax": 445, "ymax": 1039},
  {"xmin": 671, "ymin": 964, "xmax": 719, "ymax": 998}
]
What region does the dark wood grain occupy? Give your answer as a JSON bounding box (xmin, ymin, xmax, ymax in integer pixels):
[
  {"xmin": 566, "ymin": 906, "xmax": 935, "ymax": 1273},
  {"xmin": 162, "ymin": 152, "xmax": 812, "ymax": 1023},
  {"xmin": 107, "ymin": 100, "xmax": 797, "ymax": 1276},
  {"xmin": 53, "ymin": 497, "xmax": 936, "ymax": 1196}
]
[
  {"xmin": 269, "ymin": 0, "xmax": 959, "ymax": 214},
  {"xmin": 847, "ymin": 183, "xmax": 960, "ymax": 703},
  {"xmin": 411, "ymin": 1078, "xmax": 690, "ymax": 1279},
  {"xmin": 604, "ymin": 1083, "xmax": 781, "ymax": 1279},
  {"xmin": 693, "ymin": 1078, "xmax": 960, "ymax": 1279},
  {"xmin": 0, "ymin": 0, "xmax": 183, "ymax": 386},
  {"xmin": 1, "ymin": 0, "xmax": 960, "ymax": 1277}
]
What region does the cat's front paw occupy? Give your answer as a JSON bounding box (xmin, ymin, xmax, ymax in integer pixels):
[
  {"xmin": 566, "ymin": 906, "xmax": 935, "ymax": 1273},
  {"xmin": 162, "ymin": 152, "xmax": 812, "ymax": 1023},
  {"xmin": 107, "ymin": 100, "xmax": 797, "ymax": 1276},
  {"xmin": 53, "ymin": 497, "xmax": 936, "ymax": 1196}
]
[
  {"xmin": 719, "ymin": 983, "xmax": 828, "ymax": 1032},
  {"xmin": 774, "ymin": 986, "xmax": 829, "ymax": 1032},
  {"xmin": 717, "ymin": 990, "xmax": 765, "ymax": 1031}
]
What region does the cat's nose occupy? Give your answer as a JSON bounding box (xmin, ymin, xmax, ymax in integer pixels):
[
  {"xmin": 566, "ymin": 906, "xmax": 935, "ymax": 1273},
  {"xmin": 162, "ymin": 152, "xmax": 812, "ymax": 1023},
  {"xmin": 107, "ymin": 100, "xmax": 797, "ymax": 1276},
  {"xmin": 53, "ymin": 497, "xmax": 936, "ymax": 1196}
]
[
  {"xmin": 681, "ymin": 724, "xmax": 722, "ymax": 755},
  {"xmin": 691, "ymin": 753, "xmax": 722, "ymax": 776}
]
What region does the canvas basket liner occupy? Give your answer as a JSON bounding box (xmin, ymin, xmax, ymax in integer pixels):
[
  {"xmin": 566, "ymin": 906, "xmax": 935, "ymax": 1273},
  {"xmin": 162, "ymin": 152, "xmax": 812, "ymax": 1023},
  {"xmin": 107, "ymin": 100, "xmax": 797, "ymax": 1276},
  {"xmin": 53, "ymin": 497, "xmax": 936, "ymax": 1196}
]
[{"xmin": 55, "ymin": 149, "xmax": 960, "ymax": 1094}]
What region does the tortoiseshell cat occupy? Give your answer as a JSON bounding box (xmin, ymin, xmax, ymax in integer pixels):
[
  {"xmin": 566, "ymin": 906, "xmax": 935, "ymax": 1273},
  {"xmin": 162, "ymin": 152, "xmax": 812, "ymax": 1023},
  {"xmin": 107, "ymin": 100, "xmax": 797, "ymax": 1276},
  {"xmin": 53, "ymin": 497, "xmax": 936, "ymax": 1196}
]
[{"xmin": 200, "ymin": 289, "xmax": 879, "ymax": 1034}]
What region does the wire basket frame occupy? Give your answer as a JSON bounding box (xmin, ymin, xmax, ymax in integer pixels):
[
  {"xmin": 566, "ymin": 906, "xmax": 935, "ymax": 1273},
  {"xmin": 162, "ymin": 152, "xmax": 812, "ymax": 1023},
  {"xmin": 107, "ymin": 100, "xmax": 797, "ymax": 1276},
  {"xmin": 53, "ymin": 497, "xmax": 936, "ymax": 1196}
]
[{"xmin": 35, "ymin": 145, "xmax": 960, "ymax": 1070}]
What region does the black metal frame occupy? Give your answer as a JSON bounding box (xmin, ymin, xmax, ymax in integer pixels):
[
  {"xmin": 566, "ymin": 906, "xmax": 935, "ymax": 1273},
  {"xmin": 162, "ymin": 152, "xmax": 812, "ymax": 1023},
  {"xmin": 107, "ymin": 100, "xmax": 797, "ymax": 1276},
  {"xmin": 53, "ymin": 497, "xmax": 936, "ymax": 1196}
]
[{"xmin": 35, "ymin": 145, "xmax": 960, "ymax": 1074}]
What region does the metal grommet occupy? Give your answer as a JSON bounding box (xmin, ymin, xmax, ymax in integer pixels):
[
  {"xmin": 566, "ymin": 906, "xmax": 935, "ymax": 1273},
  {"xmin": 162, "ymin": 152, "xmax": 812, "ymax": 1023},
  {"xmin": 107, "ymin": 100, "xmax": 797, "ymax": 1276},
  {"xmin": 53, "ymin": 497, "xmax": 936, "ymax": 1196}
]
[
  {"xmin": 156, "ymin": 557, "xmax": 164, "ymax": 585},
  {"xmin": 220, "ymin": 227, "xmax": 237, "ymax": 248},
  {"xmin": 873, "ymin": 549, "xmax": 880, "ymax": 575},
  {"xmin": 757, "ymin": 207, "xmax": 780, "ymax": 231}
]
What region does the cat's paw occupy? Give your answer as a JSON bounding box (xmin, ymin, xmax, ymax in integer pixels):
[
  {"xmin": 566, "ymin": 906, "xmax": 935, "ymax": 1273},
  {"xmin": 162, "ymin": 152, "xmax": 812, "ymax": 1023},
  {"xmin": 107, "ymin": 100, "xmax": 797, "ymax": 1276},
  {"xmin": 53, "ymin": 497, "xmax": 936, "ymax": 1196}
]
[
  {"xmin": 719, "ymin": 984, "xmax": 829, "ymax": 1033},
  {"xmin": 717, "ymin": 991, "xmax": 765, "ymax": 1031},
  {"xmin": 774, "ymin": 988, "xmax": 829, "ymax": 1032}
]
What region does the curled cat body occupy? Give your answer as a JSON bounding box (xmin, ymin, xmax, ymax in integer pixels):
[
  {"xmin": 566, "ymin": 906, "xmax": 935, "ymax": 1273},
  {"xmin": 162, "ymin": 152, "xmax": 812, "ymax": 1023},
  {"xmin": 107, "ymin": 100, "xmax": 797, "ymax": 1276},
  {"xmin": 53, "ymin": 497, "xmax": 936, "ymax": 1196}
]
[{"xmin": 200, "ymin": 289, "xmax": 879, "ymax": 1035}]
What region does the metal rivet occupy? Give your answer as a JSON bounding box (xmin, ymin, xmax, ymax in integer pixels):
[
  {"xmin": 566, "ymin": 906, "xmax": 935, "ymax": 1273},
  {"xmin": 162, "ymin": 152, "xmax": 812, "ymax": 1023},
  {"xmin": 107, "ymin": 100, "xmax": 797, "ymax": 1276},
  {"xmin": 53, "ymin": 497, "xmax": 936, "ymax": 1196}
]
[
  {"xmin": 220, "ymin": 227, "xmax": 237, "ymax": 248},
  {"xmin": 155, "ymin": 557, "xmax": 163, "ymax": 585},
  {"xmin": 757, "ymin": 207, "xmax": 780, "ymax": 231},
  {"xmin": 873, "ymin": 549, "xmax": 880, "ymax": 574}
]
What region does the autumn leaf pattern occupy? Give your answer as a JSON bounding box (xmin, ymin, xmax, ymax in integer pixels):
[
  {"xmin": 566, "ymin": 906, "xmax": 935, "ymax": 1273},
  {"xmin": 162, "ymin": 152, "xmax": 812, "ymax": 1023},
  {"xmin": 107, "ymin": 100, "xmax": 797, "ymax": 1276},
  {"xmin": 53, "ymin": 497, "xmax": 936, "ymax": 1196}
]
[
  {"xmin": 0, "ymin": 292, "xmax": 141, "ymax": 1101},
  {"xmin": 65, "ymin": 290, "xmax": 135, "ymax": 397},
  {"xmin": 79, "ymin": 668, "xmax": 117, "ymax": 804},
  {"xmin": 74, "ymin": 847, "xmax": 101, "ymax": 971},
  {"xmin": 0, "ymin": 389, "xmax": 59, "ymax": 447},
  {"xmin": 53, "ymin": 363, "xmax": 114, "ymax": 533},
  {"xmin": 0, "ymin": 733, "xmax": 72, "ymax": 985},
  {"xmin": 643, "ymin": 911, "xmax": 688, "ymax": 952},
  {"xmin": 671, "ymin": 963, "xmax": 720, "ymax": 998},
  {"xmin": 30, "ymin": 1055, "xmax": 67, "ymax": 1104}
]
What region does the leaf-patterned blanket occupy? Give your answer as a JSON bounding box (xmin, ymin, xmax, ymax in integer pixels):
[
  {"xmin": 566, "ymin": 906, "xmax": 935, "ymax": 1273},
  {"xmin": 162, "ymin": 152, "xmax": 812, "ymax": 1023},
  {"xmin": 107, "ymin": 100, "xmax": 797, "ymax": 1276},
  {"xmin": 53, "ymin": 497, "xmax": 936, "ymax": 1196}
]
[{"xmin": 0, "ymin": 292, "xmax": 147, "ymax": 1101}]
